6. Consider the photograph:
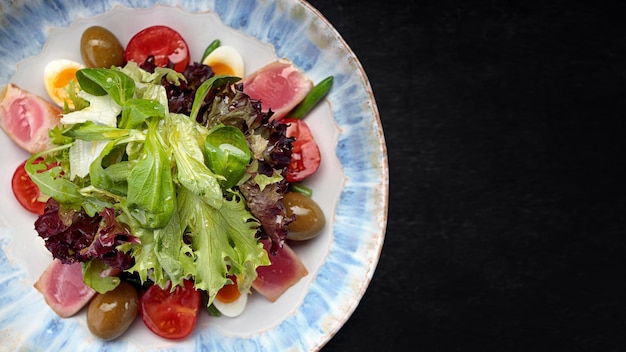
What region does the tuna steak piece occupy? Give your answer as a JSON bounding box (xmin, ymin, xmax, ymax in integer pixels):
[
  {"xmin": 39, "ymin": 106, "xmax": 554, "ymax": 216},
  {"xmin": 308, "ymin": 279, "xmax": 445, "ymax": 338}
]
[
  {"xmin": 243, "ymin": 58, "xmax": 313, "ymax": 121},
  {"xmin": 0, "ymin": 83, "xmax": 62, "ymax": 153},
  {"xmin": 34, "ymin": 258, "xmax": 96, "ymax": 318},
  {"xmin": 252, "ymin": 238, "xmax": 308, "ymax": 302}
]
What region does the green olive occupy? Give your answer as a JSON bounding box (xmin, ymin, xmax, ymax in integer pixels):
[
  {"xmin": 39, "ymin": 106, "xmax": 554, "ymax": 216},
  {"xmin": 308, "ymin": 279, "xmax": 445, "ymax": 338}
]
[
  {"xmin": 87, "ymin": 281, "xmax": 138, "ymax": 340},
  {"xmin": 283, "ymin": 191, "xmax": 326, "ymax": 241},
  {"xmin": 80, "ymin": 26, "xmax": 125, "ymax": 68}
]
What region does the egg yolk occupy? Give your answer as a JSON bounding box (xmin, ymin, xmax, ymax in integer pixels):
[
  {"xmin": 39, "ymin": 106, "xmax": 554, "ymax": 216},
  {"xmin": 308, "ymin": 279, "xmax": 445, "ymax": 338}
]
[
  {"xmin": 216, "ymin": 277, "xmax": 240, "ymax": 303},
  {"xmin": 50, "ymin": 67, "xmax": 80, "ymax": 104},
  {"xmin": 53, "ymin": 67, "xmax": 79, "ymax": 89},
  {"xmin": 210, "ymin": 62, "xmax": 235, "ymax": 76}
]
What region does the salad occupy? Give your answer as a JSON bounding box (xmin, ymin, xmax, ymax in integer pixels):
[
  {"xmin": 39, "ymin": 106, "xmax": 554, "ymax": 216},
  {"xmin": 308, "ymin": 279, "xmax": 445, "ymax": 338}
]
[{"xmin": 0, "ymin": 24, "xmax": 331, "ymax": 340}]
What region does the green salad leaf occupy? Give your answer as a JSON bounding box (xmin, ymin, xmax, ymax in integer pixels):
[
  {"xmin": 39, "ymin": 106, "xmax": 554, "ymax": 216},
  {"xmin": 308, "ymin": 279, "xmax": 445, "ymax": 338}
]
[
  {"xmin": 178, "ymin": 187, "xmax": 268, "ymax": 305},
  {"xmin": 76, "ymin": 68, "xmax": 135, "ymax": 104},
  {"xmin": 83, "ymin": 259, "xmax": 121, "ymax": 294},
  {"xmin": 29, "ymin": 64, "xmax": 273, "ymax": 304},
  {"xmin": 204, "ymin": 125, "xmax": 252, "ymax": 190},
  {"xmin": 127, "ymin": 119, "xmax": 176, "ymax": 229}
]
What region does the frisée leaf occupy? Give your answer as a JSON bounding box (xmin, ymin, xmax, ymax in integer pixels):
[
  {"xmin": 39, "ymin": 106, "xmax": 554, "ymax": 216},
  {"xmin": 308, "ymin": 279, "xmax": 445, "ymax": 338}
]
[{"xmin": 177, "ymin": 187, "xmax": 268, "ymax": 306}]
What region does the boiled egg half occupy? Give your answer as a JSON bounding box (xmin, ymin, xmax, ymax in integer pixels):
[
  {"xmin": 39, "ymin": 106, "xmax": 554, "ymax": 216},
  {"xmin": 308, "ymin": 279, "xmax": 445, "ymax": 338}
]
[
  {"xmin": 202, "ymin": 46, "xmax": 245, "ymax": 78},
  {"xmin": 212, "ymin": 276, "xmax": 248, "ymax": 317},
  {"xmin": 44, "ymin": 59, "xmax": 85, "ymax": 108}
]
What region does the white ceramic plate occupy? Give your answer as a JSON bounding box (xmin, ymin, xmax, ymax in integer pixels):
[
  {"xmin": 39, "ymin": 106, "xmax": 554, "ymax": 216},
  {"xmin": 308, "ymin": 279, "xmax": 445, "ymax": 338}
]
[{"xmin": 0, "ymin": 1, "xmax": 388, "ymax": 351}]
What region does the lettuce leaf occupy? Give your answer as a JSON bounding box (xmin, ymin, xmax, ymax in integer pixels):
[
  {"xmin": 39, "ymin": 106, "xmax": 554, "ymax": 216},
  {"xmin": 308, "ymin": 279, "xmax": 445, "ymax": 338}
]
[
  {"xmin": 178, "ymin": 187, "xmax": 268, "ymax": 305},
  {"xmin": 31, "ymin": 65, "xmax": 286, "ymax": 305},
  {"xmin": 126, "ymin": 119, "xmax": 176, "ymax": 228}
]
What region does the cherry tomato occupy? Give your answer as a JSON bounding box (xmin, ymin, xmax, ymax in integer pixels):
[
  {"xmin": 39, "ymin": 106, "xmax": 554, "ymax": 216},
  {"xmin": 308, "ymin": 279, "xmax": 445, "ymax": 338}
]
[
  {"xmin": 139, "ymin": 279, "xmax": 201, "ymax": 339},
  {"xmin": 124, "ymin": 25, "xmax": 190, "ymax": 72},
  {"xmin": 284, "ymin": 118, "xmax": 321, "ymax": 182},
  {"xmin": 11, "ymin": 159, "xmax": 46, "ymax": 215}
]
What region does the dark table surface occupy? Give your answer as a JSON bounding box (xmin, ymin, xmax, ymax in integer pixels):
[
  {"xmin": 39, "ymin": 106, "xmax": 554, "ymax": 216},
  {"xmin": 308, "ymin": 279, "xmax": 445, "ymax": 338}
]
[{"xmin": 306, "ymin": 1, "xmax": 625, "ymax": 351}]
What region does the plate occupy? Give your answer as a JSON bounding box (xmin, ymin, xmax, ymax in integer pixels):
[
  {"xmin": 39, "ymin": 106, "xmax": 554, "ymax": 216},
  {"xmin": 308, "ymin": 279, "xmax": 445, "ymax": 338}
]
[{"xmin": 0, "ymin": 1, "xmax": 388, "ymax": 351}]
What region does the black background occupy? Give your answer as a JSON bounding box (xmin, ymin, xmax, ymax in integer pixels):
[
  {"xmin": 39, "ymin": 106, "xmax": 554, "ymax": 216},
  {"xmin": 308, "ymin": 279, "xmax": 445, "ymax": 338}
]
[{"xmin": 306, "ymin": 1, "xmax": 625, "ymax": 351}]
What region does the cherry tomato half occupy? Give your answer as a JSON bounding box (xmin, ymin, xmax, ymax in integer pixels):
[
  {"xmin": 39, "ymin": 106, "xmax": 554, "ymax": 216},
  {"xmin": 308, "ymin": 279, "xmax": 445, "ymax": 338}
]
[
  {"xmin": 11, "ymin": 159, "xmax": 46, "ymax": 215},
  {"xmin": 124, "ymin": 25, "xmax": 190, "ymax": 72},
  {"xmin": 284, "ymin": 118, "xmax": 321, "ymax": 182},
  {"xmin": 139, "ymin": 279, "xmax": 201, "ymax": 340}
]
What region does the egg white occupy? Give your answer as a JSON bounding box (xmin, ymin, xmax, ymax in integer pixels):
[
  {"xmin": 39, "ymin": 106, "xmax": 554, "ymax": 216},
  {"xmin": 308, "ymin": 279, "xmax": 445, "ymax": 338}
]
[
  {"xmin": 202, "ymin": 46, "xmax": 245, "ymax": 78},
  {"xmin": 43, "ymin": 59, "xmax": 84, "ymax": 107},
  {"xmin": 213, "ymin": 290, "xmax": 248, "ymax": 318}
]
